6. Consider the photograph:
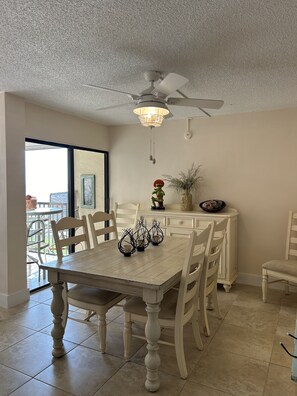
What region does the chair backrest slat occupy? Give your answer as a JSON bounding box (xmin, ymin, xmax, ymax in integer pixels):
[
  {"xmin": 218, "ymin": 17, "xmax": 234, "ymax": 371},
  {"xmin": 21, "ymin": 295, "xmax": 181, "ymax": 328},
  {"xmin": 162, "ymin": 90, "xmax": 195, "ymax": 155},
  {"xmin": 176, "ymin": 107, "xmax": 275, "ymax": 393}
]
[
  {"xmin": 114, "ymin": 202, "xmax": 140, "ymax": 237},
  {"xmin": 286, "ymin": 211, "xmax": 297, "ymax": 260},
  {"xmin": 200, "ymin": 218, "xmax": 228, "ymax": 299},
  {"xmin": 175, "ymin": 226, "xmax": 211, "ymax": 325},
  {"xmin": 51, "ymin": 216, "xmax": 90, "ymax": 261},
  {"xmin": 289, "ymin": 248, "xmax": 297, "ymax": 258},
  {"xmin": 88, "ymin": 210, "xmax": 118, "ymax": 248}
]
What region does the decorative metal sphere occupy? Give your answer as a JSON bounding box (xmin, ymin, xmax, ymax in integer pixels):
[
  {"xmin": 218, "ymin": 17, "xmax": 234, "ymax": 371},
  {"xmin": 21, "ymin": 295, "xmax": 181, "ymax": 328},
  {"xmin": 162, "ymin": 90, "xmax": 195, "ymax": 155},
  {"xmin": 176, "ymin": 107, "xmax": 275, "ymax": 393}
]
[
  {"xmin": 133, "ymin": 216, "xmax": 151, "ymax": 251},
  {"xmin": 149, "ymin": 220, "xmax": 164, "ymax": 246},
  {"xmin": 118, "ymin": 228, "xmax": 137, "ymax": 257}
]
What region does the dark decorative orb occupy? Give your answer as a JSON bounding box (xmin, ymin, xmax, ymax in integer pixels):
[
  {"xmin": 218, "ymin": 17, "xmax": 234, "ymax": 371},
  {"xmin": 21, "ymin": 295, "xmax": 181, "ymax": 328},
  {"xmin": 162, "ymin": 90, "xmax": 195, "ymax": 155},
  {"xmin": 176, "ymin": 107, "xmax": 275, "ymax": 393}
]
[
  {"xmin": 118, "ymin": 228, "xmax": 137, "ymax": 257},
  {"xmin": 133, "ymin": 216, "xmax": 151, "ymax": 251},
  {"xmin": 149, "ymin": 220, "xmax": 164, "ymax": 246}
]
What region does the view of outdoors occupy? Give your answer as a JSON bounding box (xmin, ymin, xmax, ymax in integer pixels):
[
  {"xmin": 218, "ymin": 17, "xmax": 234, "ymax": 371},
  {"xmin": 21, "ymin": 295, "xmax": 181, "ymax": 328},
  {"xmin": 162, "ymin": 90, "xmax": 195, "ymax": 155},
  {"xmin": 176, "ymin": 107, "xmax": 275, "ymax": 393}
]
[
  {"xmin": 25, "ymin": 144, "xmax": 69, "ymax": 291},
  {"xmin": 25, "ymin": 147, "xmax": 68, "ymax": 202},
  {"xmin": 25, "ymin": 142, "xmax": 106, "ymax": 291}
]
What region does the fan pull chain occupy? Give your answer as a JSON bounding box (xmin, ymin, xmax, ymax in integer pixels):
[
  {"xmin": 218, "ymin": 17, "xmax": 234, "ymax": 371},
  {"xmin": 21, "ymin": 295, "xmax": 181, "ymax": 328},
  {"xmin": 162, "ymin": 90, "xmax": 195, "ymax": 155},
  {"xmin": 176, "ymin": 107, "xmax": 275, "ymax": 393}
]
[
  {"xmin": 149, "ymin": 129, "xmax": 152, "ymax": 161},
  {"xmin": 149, "ymin": 127, "xmax": 156, "ymax": 164}
]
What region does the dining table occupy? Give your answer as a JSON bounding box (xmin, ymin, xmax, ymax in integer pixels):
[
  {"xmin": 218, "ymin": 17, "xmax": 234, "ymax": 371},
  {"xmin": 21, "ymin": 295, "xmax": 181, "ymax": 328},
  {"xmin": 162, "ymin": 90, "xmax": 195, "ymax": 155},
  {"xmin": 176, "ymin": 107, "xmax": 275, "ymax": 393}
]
[{"xmin": 40, "ymin": 236, "xmax": 189, "ymax": 392}]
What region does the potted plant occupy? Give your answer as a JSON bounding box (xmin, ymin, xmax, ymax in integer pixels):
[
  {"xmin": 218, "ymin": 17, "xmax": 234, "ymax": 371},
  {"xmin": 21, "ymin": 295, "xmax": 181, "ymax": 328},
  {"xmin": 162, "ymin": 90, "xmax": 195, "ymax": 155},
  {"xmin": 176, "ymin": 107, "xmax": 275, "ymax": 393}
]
[{"xmin": 162, "ymin": 163, "xmax": 202, "ymax": 211}]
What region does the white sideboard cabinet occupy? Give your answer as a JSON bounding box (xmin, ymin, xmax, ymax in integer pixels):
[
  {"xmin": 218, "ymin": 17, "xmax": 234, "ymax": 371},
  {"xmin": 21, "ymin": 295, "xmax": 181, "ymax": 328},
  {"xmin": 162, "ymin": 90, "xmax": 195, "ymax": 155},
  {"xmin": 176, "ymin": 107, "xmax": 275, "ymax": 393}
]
[{"xmin": 139, "ymin": 206, "xmax": 238, "ymax": 292}]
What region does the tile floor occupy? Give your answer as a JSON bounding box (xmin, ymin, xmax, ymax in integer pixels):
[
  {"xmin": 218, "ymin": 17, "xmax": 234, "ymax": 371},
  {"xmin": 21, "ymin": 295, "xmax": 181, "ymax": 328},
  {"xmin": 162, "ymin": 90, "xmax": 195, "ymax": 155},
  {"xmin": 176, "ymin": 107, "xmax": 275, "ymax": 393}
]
[{"xmin": 0, "ymin": 284, "xmax": 296, "ymax": 396}]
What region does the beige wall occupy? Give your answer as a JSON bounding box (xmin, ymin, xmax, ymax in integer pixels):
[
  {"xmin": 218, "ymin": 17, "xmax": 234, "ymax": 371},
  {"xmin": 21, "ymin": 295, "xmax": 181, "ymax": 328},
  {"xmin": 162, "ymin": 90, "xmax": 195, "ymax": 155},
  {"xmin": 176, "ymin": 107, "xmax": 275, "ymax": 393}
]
[
  {"xmin": 0, "ymin": 93, "xmax": 109, "ymax": 307},
  {"xmin": 25, "ymin": 102, "xmax": 109, "ymax": 150},
  {"xmin": 109, "ymin": 107, "xmax": 297, "ymax": 285},
  {"xmin": 74, "ymin": 150, "xmax": 105, "ymax": 218},
  {"xmin": 2, "ymin": 90, "xmax": 297, "ymax": 306},
  {"xmin": 74, "ymin": 150, "xmax": 105, "ymax": 248}
]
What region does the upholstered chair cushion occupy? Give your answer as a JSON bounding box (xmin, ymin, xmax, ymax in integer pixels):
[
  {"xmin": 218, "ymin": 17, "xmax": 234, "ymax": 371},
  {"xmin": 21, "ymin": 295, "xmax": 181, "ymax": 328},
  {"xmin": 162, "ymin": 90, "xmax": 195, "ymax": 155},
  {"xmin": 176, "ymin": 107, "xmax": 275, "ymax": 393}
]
[
  {"xmin": 262, "ymin": 260, "xmax": 297, "ymax": 276},
  {"xmin": 68, "ymin": 285, "xmax": 121, "ymax": 305}
]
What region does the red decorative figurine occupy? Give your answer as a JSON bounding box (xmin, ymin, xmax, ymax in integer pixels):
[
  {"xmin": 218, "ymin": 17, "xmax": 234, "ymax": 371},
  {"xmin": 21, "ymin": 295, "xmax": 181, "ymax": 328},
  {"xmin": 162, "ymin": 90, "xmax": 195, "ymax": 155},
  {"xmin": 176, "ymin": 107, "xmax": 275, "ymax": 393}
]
[{"xmin": 151, "ymin": 179, "xmax": 165, "ymax": 210}]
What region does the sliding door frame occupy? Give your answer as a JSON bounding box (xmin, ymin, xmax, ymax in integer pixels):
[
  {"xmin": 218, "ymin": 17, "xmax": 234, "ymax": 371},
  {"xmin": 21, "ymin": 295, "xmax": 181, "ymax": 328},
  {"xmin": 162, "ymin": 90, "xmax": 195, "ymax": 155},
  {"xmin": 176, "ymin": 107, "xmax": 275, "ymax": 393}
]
[{"xmin": 25, "ymin": 138, "xmax": 109, "ymax": 217}]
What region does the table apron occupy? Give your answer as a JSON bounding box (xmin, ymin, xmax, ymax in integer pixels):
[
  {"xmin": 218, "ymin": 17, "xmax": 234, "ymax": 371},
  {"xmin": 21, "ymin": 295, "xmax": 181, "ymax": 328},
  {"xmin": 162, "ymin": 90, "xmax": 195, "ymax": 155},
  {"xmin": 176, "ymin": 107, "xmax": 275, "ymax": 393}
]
[{"xmin": 47, "ymin": 270, "xmax": 176, "ymax": 303}]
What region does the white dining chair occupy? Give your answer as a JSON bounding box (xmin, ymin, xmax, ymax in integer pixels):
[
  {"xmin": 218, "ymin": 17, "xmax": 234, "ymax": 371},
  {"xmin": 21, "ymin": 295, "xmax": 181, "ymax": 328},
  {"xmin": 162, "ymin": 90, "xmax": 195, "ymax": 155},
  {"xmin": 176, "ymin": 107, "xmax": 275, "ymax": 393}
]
[
  {"xmin": 199, "ymin": 218, "xmax": 228, "ymax": 337},
  {"xmin": 114, "ymin": 202, "xmax": 140, "ymax": 237},
  {"xmin": 51, "ymin": 215, "xmax": 125, "ymax": 353},
  {"xmin": 88, "ymin": 210, "xmax": 118, "ymax": 247},
  {"xmin": 123, "ymin": 226, "xmax": 211, "ymax": 379},
  {"xmin": 26, "ymin": 219, "xmax": 49, "ymax": 281},
  {"xmin": 262, "ymin": 211, "xmax": 297, "ymax": 302}
]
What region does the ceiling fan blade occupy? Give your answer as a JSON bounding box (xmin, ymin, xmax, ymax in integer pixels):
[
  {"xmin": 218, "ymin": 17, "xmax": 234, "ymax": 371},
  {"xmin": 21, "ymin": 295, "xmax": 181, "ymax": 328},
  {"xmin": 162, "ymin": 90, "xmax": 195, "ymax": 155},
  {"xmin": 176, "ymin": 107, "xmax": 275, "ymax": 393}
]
[
  {"xmin": 153, "ymin": 73, "xmax": 189, "ymax": 97},
  {"xmin": 167, "ymin": 97, "xmax": 224, "ymax": 109},
  {"xmin": 96, "ymin": 102, "xmax": 133, "ymax": 111},
  {"xmin": 83, "ymin": 84, "xmax": 139, "ymax": 100}
]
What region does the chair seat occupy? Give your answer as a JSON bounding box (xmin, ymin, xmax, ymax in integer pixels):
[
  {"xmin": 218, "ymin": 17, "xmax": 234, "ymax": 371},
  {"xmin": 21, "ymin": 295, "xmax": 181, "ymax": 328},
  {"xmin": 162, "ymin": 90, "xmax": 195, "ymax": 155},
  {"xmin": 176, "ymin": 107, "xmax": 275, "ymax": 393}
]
[
  {"xmin": 68, "ymin": 285, "xmax": 121, "ymax": 305},
  {"xmin": 262, "ymin": 260, "xmax": 297, "ymax": 276},
  {"xmin": 124, "ymin": 289, "xmax": 178, "ymax": 320}
]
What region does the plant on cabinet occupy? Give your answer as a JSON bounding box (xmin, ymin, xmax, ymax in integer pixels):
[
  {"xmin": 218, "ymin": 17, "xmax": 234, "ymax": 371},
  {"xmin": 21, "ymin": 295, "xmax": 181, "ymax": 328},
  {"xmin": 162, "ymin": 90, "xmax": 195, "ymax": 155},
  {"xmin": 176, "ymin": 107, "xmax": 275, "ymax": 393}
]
[{"xmin": 163, "ymin": 163, "xmax": 202, "ymax": 211}]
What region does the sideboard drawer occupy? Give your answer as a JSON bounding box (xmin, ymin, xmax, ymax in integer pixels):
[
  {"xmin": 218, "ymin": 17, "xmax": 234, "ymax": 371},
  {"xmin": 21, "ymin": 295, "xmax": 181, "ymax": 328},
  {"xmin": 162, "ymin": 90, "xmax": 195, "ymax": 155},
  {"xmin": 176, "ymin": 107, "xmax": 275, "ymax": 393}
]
[
  {"xmin": 166, "ymin": 228, "xmax": 192, "ymax": 237},
  {"xmin": 166, "ymin": 216, "xmax": 195, "ymax": 229},
  {"xmin": 195, "ymin": 219, "xmax": 213, "ymax": 229}
]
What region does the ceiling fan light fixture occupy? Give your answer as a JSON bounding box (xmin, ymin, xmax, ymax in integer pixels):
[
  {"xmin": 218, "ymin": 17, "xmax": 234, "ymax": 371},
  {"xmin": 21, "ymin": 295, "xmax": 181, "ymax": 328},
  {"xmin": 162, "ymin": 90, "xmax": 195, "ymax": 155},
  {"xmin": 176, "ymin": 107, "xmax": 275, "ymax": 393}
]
[{"xmin": 133, "ymin": 101, "xmax": 169, "ymax": 127}]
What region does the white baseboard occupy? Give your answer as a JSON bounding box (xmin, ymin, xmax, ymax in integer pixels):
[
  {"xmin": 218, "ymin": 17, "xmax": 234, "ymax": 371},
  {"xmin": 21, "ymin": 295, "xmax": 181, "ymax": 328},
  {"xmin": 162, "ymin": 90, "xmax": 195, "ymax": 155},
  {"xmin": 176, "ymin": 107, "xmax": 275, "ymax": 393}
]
[
  {"xmin": 0, "ymin": 288, "xmax": 30, "ymax": 308},
  {"xmin": 237, "ymin": 272, "xmax": 297, "ymax": 292},
  {"xmin": 237, "ymin": 272, "xmax": 262, "ymax": 287}
]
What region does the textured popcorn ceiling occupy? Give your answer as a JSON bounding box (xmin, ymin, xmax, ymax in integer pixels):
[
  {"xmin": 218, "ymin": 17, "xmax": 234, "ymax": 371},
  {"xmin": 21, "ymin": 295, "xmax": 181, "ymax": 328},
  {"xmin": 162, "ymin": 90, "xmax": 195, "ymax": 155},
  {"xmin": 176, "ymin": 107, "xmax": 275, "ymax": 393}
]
[{"xmin": 1, "ymin": 0, "xmax": 297, "ymax": 126}]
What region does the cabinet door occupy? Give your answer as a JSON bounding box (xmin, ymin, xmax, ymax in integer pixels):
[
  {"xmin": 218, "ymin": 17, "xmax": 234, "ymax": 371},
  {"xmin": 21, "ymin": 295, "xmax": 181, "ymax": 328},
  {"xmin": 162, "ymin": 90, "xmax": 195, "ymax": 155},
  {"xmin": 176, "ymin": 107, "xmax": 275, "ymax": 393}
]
[{"xmin": 217, "ymin": 242, "xmax": 226, "ymax": 279}]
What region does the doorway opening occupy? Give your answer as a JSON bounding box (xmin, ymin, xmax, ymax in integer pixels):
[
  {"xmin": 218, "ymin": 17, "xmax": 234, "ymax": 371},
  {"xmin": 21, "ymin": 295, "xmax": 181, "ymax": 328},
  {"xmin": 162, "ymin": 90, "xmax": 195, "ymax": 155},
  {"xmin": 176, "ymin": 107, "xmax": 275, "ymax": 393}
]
[{"xmin": 25, "ymin": 139, "xmax": 108, "ymax": 291}]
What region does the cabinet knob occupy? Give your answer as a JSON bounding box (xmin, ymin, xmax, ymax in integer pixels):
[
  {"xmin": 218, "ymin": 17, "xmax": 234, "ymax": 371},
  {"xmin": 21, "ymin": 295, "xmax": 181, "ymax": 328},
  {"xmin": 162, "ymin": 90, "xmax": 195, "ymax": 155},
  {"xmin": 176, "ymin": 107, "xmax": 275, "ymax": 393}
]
[{"xmin": 179, "ymin": 220, "xmax": 183, "ymax": 225}]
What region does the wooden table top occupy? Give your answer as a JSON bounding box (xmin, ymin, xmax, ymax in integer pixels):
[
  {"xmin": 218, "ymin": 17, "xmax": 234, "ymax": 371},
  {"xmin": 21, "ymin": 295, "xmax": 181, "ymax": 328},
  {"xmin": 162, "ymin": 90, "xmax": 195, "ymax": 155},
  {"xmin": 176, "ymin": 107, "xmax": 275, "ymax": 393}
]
[{"xmin": 41, "ymin": 237, "xmax": 189, "ymax": 289}]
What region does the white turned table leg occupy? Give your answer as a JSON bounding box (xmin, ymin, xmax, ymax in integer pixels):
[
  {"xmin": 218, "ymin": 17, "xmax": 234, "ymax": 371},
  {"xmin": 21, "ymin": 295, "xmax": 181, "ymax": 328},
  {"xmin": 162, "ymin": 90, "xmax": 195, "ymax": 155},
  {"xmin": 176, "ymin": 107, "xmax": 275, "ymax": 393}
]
[
  {"xmin": 51, "ymin": 282, "xmax": 66, "ymax": 358},
  {"xmin": 144, "ymin": 303, "xmax": 161, "ymax": 392}
]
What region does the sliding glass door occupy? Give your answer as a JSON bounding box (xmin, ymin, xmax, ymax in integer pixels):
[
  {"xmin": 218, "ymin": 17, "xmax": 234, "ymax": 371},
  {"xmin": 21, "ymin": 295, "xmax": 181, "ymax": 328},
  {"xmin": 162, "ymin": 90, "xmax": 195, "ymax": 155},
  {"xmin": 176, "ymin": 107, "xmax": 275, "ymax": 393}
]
[{"xmin": 25, "ymin": 139, "xmax": 108, "ymax": 291}]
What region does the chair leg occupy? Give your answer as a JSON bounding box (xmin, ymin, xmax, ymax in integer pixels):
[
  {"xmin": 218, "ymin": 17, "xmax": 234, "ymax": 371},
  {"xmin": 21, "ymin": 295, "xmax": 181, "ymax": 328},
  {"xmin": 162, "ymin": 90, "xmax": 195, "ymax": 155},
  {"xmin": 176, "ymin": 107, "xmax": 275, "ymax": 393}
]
[
  {"xmin": 200, "ymin": 292, "xmax": 210, "ymax": 337},
  {"xmin": 37, "ymin": 245, "xmax": 44, "ymax": 265},
  {"xmin": 262, "ymin": 272, "xmax": 268, "ymax": 302},
  {"xmin": 192, "ymin": 310, "xmax": 203, "ymax": 351},
  {"xmin": 42, "ymin": 250, "xmax": 47, "ymax": 279},
  {"xmin": 206, "ymin": 294, "xmax": 214, "ymax": 310},
  {"xmin": 174, "ymin": 325, "xmax": 188, "ymax": 379},
  {"xmin": 84, "ymin": 310, "xmax": 96, "ymax": 321},
  {"xmin": 123, "ymin": 312, "xmax": 132, "ymax": 361},
  {"xmin": 210, "ymin": 289, "xmax": 222, "ymax": 320},
  {"xmin": 98, "ymin": 313, "xmax": 107, "ymax": 353}
]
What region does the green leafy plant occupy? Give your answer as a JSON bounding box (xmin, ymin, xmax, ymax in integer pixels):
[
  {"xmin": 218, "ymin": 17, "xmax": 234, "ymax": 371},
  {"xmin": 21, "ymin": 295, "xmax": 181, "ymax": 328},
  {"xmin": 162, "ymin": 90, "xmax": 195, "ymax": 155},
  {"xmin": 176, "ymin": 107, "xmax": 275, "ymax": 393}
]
[{"xmin": 162, "ymin": 163, "xmax": 202, "ymax": 193}]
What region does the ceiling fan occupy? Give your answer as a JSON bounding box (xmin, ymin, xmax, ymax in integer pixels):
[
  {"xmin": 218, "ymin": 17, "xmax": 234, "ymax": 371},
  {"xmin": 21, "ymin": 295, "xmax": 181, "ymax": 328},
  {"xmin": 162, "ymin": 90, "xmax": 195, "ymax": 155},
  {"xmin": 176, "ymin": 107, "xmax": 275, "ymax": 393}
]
[{"xmin": 83, "ymin": 71, "xmax": 224, "ymax": 128}]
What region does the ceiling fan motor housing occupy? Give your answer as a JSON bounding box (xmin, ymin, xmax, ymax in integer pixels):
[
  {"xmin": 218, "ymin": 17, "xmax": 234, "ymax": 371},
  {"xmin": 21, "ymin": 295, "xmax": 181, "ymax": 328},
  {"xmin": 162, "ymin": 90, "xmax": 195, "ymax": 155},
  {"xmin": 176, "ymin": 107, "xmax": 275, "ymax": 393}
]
[{"xmin": 144, "ymin": 70, "xmax": 162, "ymax": 83}]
